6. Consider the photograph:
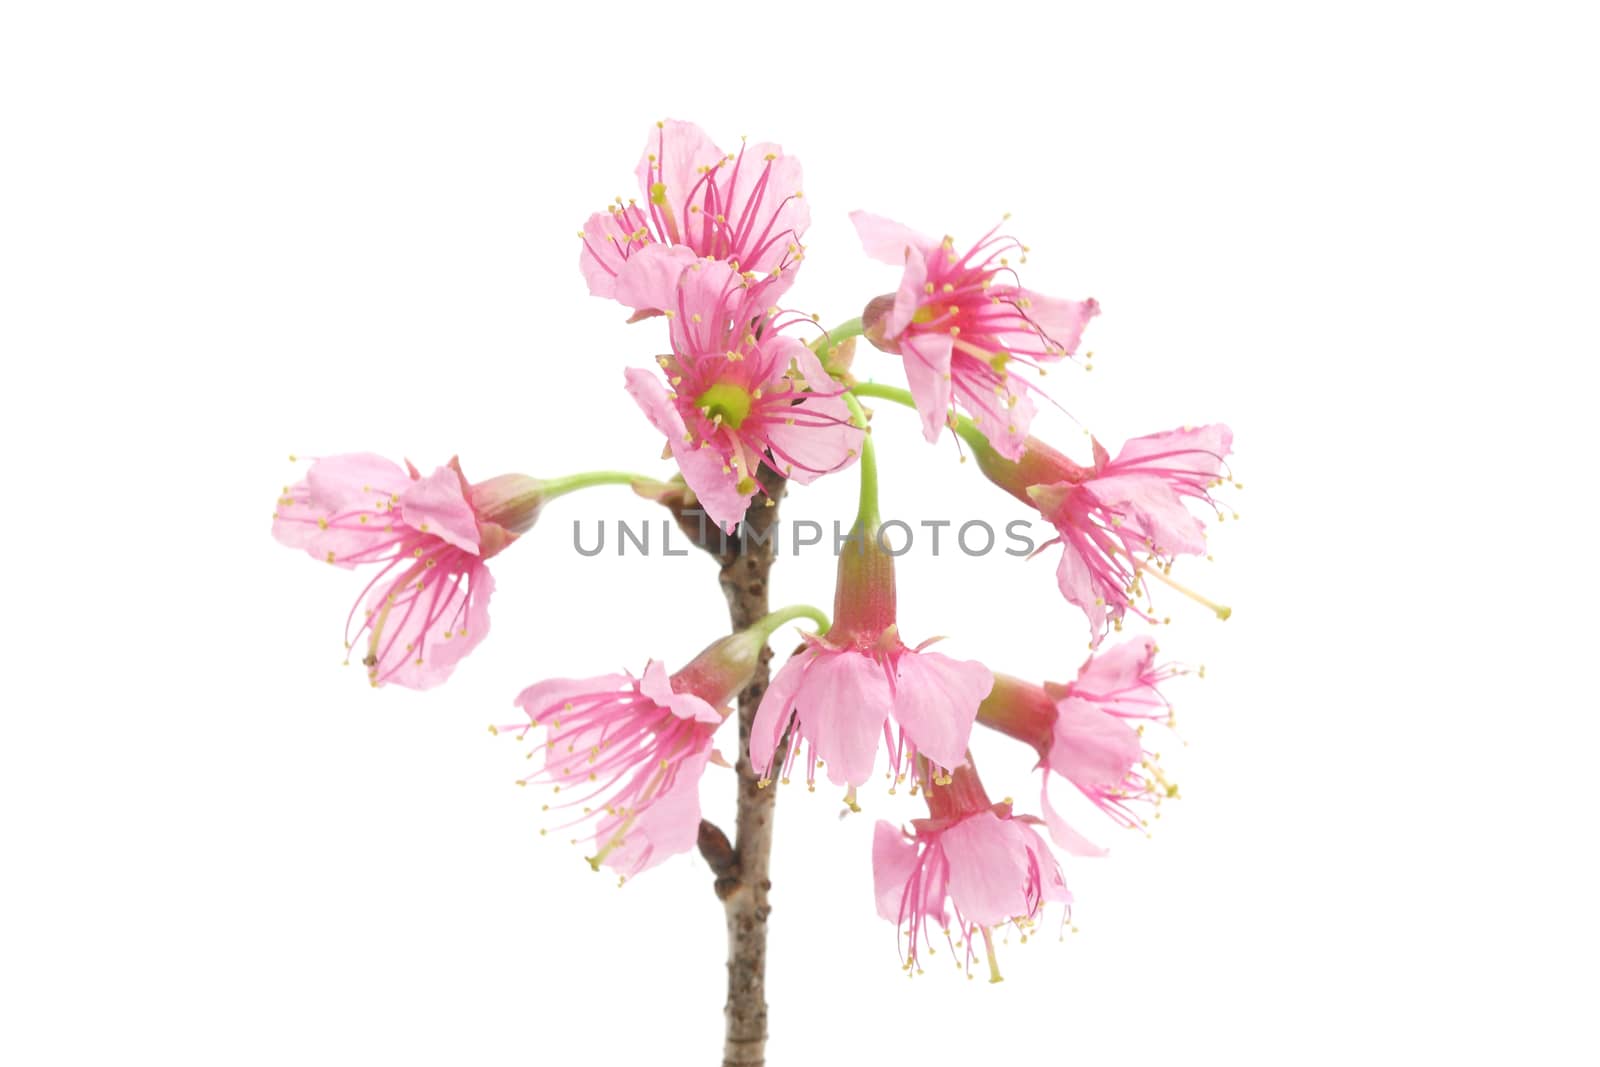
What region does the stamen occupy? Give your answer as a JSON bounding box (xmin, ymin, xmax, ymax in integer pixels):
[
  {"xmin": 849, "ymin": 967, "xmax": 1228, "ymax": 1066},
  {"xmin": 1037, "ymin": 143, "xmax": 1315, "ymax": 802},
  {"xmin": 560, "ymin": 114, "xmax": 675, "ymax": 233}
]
[{"xmin": 1134, "ymin": 560, "xmax": 1232, "ymax": 620}]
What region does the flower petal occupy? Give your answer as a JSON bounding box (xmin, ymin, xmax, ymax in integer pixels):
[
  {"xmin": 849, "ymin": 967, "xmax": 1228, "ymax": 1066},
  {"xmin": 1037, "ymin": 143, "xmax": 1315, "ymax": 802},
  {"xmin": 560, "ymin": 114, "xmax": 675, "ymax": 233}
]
[
  {"xmin": 578, "ymin": 205, "xmax": 653, "ymax": 300},
  {"xmin": 850, "ymin": 210, "xmax": 930, "ymax": 266},
  {"xmin": 763, "ymin": 391, "xmax": 862, "ymax": 485},
  {"xmin": 1040, "ymin": 779, "xmax": 1108, "ymax": 857},
  {"xmin": 891, "ymin": 651, "xmax": 991, "ymax": 771},
  {"xmin": 899, "ymin": 332, "xmax": 954, "ymax": 445},
  {"xmin": 639, "ymin": 658, "xmax": 722, "ymax": 724},
  {"xmin": 1054, "ymin": 533, "xmax": 1109, "ymax": 639},
  {"xmin": 1048, "ymin": 696, "xmax": 1143, "ymax": 795},
  {"xmin": 304, "ymin": 453, "xmax": 411, "ymax": 511},
  {"xmin": 1086, "ymin": 474, "xmax": 1208, "ymax": 555},
  {"xmin": 940, "ymin": 812, "xmax": 1031, "ymax": 925},
  {"xmin": 750, "ymin": 652, "xmax": 807, "ymax": 777},
  {"xmin": 624, "ymin": 367, "xmax": 750, "ymax": 532},
  {"xmin": 872, "ymin": 820, "xmax": 921, "ymax": 922},
  {"xmin": 363, "ymin": 557, "xmax": 491, "ymax": 690},
  {"xmin": 613, "ymin": 243, "xmax": 698, "ymax": 313},
  {"xmin": 594, "ymin": 745, "xmax": 712, "ymax": 878},
  {"xmin": 719, "ymin": 141, "xmax": 809, "ymax": 277},
  {"xmin": 1019, "ymin": 291, "xmax": 1099, "ymax": 356},
  {"xmin": 1110, "ymin": 424, "xmax": 1233, "ymax": 475},
  {"xmin": 513, "ymin": 674, "xmax": 632, "ymax": 720},
  {"xmin": 634, "ymin": 119, "xmax": 725, "ymax": 227},
  {"xmin": 399, "ymin": 466, "xmax": 481, "ymax": 554},
  {"xmin": 1072, "ymin": 637, "xmax": 1158, "ymax": 701},
  {"xmin": 794, "ymin": 648, "xmax": 892, "ymax": 787},
  {"xmin": 888, "ymin": 244, "xmax": 929, "ymax": 338}
]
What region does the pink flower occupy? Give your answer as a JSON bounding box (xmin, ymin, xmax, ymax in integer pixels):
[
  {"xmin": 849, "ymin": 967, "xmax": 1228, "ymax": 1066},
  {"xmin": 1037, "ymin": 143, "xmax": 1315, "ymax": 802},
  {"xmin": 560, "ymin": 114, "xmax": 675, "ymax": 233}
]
[
  {"xmin": 976, "ymin": 636, "xmax": 1187, "ymax": 856},
  {"xmin": 973, "ymin": 424, "xmax": 1235, "ymax": 642},
  {"xmin": 750, "ymin": 523, "xmax": 993, "ymax": 791},
  {"xmin": 873, "ymin": 756, "xmax": 1070, "ymax": 981},
  {"xmin": 500, "ymin": 630, "xmax": 765, "ymax": 879},
  {"xmin": 579, "ymin": 119, "xmax": 809, "ymax": 311},
  {"xmin": 273, "ymin": 454, "xmax": 544, "ymax": 689},
  {"xmin": 852, "ymin": 211, "xmax": 1098, "ymax": 459},
  {"xmin": 625, "ymin": 259, "xmax": 862, "ymax": 531}
]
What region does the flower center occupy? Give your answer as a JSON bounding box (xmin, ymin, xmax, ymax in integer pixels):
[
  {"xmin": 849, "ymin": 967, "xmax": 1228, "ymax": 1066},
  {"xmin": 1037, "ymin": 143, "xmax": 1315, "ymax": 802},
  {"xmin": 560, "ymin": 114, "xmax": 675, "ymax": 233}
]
[{"xmin": 695, "ymin": 382, "xmax": 753, "ymax": 429}]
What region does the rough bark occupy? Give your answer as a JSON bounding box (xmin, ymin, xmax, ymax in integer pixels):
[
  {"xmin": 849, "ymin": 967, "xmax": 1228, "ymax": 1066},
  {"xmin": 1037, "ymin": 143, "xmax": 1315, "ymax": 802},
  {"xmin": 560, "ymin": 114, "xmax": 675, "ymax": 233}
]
[{"xmin": 687, "ymin": 466, "xmax": 786, "ymax": 1067}]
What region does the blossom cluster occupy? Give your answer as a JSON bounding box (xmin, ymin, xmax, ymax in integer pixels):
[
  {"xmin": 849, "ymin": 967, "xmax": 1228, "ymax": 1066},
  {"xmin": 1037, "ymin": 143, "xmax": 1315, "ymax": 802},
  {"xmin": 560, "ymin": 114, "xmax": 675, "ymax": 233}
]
[{"xmin": 271, "ymin": 119, "xmax": 1235, "ymax": 980}]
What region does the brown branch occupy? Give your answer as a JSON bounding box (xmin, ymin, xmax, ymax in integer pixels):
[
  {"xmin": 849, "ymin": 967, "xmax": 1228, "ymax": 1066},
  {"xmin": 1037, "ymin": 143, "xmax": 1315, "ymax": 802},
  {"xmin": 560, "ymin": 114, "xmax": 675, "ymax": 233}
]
[{"xmin": 684, "ymin": 465, "xmax": 785, "ymax": 1067}]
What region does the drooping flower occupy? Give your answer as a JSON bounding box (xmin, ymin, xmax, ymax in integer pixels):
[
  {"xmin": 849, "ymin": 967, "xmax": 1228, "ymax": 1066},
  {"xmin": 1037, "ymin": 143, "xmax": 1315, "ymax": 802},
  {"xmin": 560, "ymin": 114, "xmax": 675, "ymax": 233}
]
[
  {"xmin": 750, "ymin": 510, "xmax": 993, "ymax": 794},
  {"xmin": 579, "ymin": 119, "xmax": 809, "ymax": 311},
  {"xmin": 970, "ymin": 423, "xmax": 1235, "ymax": 643},
  {"xmin": 852, "ymin": 211, "xmax": 1098, "ymax": 459},
  {"xmin": 873, "ymin": 754, "xmax": 1070, "ymax": 981},
  {"xmin": 272, "ymin": 454, "xmax": 545, "ymax": 689},
  {"xmin": 499, "ymin": 626, "xmax": 771, "ymax": 880},
  {"xmin": 624, "ymin": 258, "xmax": 863, "ymax": 531},
  {"xmin": 976, "ymin": 636, "xmax": 1188, "ymax": 855}
]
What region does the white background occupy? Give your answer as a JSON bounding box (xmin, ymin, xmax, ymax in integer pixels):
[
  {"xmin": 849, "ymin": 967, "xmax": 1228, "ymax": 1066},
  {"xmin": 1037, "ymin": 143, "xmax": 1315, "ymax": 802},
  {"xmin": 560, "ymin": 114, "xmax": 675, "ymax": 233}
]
[{"xmin": 3, "ymin": 2, "xmax": 1596, "ymax": 1063}]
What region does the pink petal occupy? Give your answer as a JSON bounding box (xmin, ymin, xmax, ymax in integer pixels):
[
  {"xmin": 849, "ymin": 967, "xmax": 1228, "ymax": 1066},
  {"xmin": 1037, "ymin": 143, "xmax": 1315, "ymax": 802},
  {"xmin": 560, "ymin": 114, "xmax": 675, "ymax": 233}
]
[
  {"xmin": 1072, "ymin": 637, "xmax": 1157, "ymax": 698},
  {"xmin": 795, "ymin": 649, "xmax": 893, "ymax": 787},
  {"xmin": 364, "ymin": 559, "xmax": 492, "ymax": 690},
  {"xmin": 872, "ymin": 820, "xmax": 921, "ymax": 921},
  {"xmin": 1047, "ymin": 696, "xmax": 1143, "ymax": 794},
  {"xmin": 577, "ymin": 206, "xmax": 652, "ymax": 300},
  {"xmin": 1019, "ymin": 291, "xmax": 1099, "ymax": 355},
  {"xmin": 304, "ymin": 453, "xmax": 410, "ymax": 512},
  {"xmin": 1041, "ymin": 779, "xmax": 1107, "ymax": 857},
  {"xmin": 513, "ymin": 674, "xmax": 631, "ymax": 719},
  {"xmin": 612, "ymin": 243, "xmax": 698, "ymax": 313},
  {"xmin": 891, "ymin": 651, "xmax": 992, "ymax": 771},
  {"xmin": 1054, "ymin": 535, "xmax": 1109, "ymax": 636},
  {"xmin": 1020, "ymin": 822, "xmax": 1075, "ymax": 904},
  {"xmin": 667, "ymin": 258, "xmax": 757, "ymax": 354},
  {"xmin": 888, "ymin": 244, "xmax": 929, "ymax": 338},
  {"xmin": 850, "ymin": 210, "xmax": 930, "ymax": 266},
  {"xmin": 750, "ymin": 652, "xmax": 807, "ymax": 777},
  {"xmin": 399, "ymin": 466, "xmax": 481, "ymax": 554},
  {"xmin": 940, "ymin": 812, "xmax": 1030, "ymax": 925},
  {"xmin": 271, "ymin": 490, "xmax": 399, "ymax": 567},
  {"xmin": 776, "ymin": 335, "xmax": 836, "ymax": 393},
  {"xmin": 763, "ymin": 391, "xmax": 862, "ymax": 485},
  {"xmin": 638, "ymin": 658, "xmax": 722, "ymax": 724},
  {"xmin": 1086, "ymin": 474, "xmax": 1208, "ymax": 555},
  {"xmin": 624, "ymin": 368, "xmax": 749, "ymax": 532},
  {"xmin": 899, "ymin": 332, "xmax": 954, "ymax": 445},
  {"xmin": 595, "ymin": 746, "xmax": 711, "ymax": 878},
  {"xmin": 1110, "ymin": 424, "xmax": 1234, "ymax": 476},
  {"xmin": 960, "ymin": 369, "xmax": 1035, "ymax": 461},
  {"xmin": 634, "ymin": 119, "xmax": 725, "ymax": 225},
  {"xmin": 721, "ymin": 141, "xmax": 808, "ymax": 277}
]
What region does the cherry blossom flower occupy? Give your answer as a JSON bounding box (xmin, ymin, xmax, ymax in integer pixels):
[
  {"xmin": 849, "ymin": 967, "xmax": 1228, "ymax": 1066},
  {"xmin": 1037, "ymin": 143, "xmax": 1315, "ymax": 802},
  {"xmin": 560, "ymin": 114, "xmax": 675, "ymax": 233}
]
[
  {"xmin": 853, "ymin": 210, "xmax": 1098, "ymax": 458},
  {"xmin": 873, "ymin": 755, "xmax": 1070, "ymax": 981},
  {"xmin": 971, "ymin": 424, "xmax": 1235, "ymax": 642},
  {"xmin": 976, "ymin": 636, "xmax": 1189, "ymax": 855},
  {"xmin": 625, "ymin": 259, "xmax": 862, "ymax": 531},
  {"xmin": 499, "ymin": 619, "xmax": 800, "ymax": 880},
  {"xmin": 272, "ymin": 454, "xmax": 543, "ymax": 689},
  {"xmin": 580, "ymin": 119, "xmax": 809, "ymax": 311},
  {"xmin": 750, "ymin": 515, "xmax": 993, "ymax": 795}
]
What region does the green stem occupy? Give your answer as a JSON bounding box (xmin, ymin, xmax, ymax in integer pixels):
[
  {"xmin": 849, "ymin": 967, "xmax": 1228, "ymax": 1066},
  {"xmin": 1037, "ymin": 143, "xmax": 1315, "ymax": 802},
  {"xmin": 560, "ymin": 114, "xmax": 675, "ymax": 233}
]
[
  {"xmin": 847, "ymin": 380, "xmax": 915, "ymax": 409},
  {"xmin": 843, "ymin": 393, "xmax": 879, "ymax": 528},
  {"xmin": 811, "ymin": 316, "xmax": 865, "ymax": 358},
  {"xmin": 849, "ymin": 382, "xmax": 990, "ymax": 452},
  {"xmin": 749, "ymin": 604, "xmax": 831, "ymax": 642},
  {"xmin": 539, "ymin": 470, "xmax": 661, "ymax": 500}
]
